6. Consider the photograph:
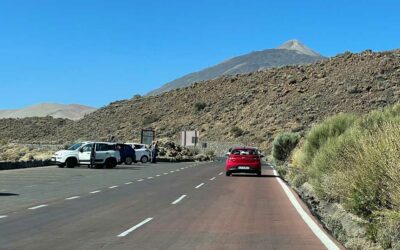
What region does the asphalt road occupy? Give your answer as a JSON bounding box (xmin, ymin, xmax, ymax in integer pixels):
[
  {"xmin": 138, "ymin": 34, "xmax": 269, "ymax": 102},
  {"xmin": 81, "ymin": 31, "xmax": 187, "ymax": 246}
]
[{"xmin": 0, "ymin": 161, "xmax": 343, "ymax": 250}]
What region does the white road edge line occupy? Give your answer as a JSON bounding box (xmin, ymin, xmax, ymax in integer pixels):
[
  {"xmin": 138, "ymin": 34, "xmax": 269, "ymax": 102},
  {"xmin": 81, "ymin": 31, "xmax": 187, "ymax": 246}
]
[
  {"xmin": 272, "ymin": 168, "xmax": 340, "ymax": 250},
  {"xmin": 195, "ymin": 183, "xmax": 205, "ymax": 189},
  {"xmin": 125, "ymin": 182, "xmax": 133, "ymax": 185},
  {"xmin": 210, "ymin": 177, "xmax": 216, "ymax": 181},
  {"xmin": 28, "ymin": 204, "xmax": 48, "ymax": 210},
  {"xmin": 90, "ymin": 190, "xmax": 101, "ymax": 194},
  {"xmin": 109, "ymin": 186, "xmax": 118, "ymax": 189},
  {"xmin": 0, "ymin": 215, "xmax": 8, "ymax": 219},
  {"xmin": 171, "ymin": 195, "xmax": 187, "ymax": 205},
  {"xmin": 65, "ymin": 196, "xmax": 80, "ymax": 200},
  {"xmin": 117, "ymin": 218, "xmax": 153, "ymax": 237}
]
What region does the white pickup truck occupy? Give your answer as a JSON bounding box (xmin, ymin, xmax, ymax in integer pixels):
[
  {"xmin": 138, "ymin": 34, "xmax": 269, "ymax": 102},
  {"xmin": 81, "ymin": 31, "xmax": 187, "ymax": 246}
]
[{"xmin": 52, "ymin": 142, "xmax": 121, "ymax": 168}]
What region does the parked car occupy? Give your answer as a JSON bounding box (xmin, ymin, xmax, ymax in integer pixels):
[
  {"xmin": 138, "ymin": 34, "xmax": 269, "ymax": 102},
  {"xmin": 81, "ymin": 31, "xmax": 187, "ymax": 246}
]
[
  {"xmin": 116, "ymin": 143, "xmax": 136, "ymax": 165},
  {"xmin": 225, "ymin": 147, "xmax": 262, "ymax": 176},
  {"xmin": 51, "ymin": 142, "xmax": 121, "ymax": 169},
  {"xmin": 125, "ymin": 143, "xmax": 151, "ymax": 163}
]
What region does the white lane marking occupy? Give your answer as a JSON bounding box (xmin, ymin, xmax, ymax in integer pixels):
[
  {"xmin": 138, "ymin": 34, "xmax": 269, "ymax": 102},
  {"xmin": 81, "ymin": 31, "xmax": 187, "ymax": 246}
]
[
  {"xmin": 109, "ymin": 186, "xmax": 118, "ymax": 189},
  {"xmin": 147, "ymin": 177, "xmax": 153, "ymax": 179},
  {"xmin": 176, "ymin": 169, "xmax": 180, "ymax": 171},
  {"xmin": 163, "ymin": 173, "xmax": 168, "ymax": 175},
  {"xmin": 195, "ymin": 183, "xmax": 205, "ymax": 189},
  {"xmin": 90, "ymin": 190, "xmax": 101, "ymax": 194},
  {"xmin": 0, "ymin": 215, "xmax": 8, "ymax": 219},
  {"xmin": 272, "ymin": 168, "xmax": 340, "ymax": 250},
  {"xmin": 170, "ymin": 171, "xmax": 175, "ymax": 173},
  {"xmin": 180, "ymin": 168, "xmax": 184, "ymax": 170},
  {"xmin": 137, "ymin": 179, "xmax": 144, "ymax": 182},
  {"xmin": 65, "ymin": 196, "xmax": 80, "ymax": 200},
  {"xmin": 125, "ymin": 182, "xmax": 133, "ymax": 185},
  {"xmin": 28, "ymin": 204, "xmax": 48, "ymax": 210},
  {"xmin": 210, "ymin": 177, "xmax": 216, "ymax": 181},
  {"xmin": 156, "ymin": 175, "xmax": 160, "ymax": 177},
  {"xmin": 117, "ymin": 218, "xmax": 153, "ymax": 237},
  {"xmin": 171, "ymin": 195, "xmax": 187, "ymax": 205},
  {"xmin": 218, "ymin": 172, "xmax": 223, "ymax": 175}
]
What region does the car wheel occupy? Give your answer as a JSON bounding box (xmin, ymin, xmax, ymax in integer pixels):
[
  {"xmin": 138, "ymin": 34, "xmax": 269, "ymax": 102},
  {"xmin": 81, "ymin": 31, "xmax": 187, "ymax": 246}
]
[
  {"xmin": 226, "ymin": 171, "xmax": 231, "ymax": 176},
  {"xmin": 66, "ymin": 158, "xmax": 76, "ymax": 168},
  {"xmin": 57, "ymin": 164, "xmax": 65, "ymax": 168},
  {"xmin": 105, "ymin": 158, "xmax": 117, "ymax": 169},
  {"xmin": 125, "ymin": 156, "xmax": 133, "ymax": 165},
  {"xmin": 140, "ymin": 156, "xmax": 149, "ymax": 163},
  {"xmin": 257, "ymin": 171, "xmax": 262, "ymax": 176}
]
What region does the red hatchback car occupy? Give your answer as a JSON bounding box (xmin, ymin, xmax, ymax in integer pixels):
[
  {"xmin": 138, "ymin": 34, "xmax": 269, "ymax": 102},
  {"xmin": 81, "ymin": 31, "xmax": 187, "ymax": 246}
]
[{"xmin": 225, "ymin": 147, "xmax": 262, "ymax": 176}]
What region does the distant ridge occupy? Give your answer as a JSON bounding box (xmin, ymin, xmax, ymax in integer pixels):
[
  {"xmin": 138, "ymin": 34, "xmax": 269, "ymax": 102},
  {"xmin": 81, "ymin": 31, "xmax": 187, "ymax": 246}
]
[
  {"xmin": 147, "ymin": 40, "xmax": 326, "ymax": 96},
  {"xmin": 0, "ymin": 103, "xmax": 96, "ymax": 120}
]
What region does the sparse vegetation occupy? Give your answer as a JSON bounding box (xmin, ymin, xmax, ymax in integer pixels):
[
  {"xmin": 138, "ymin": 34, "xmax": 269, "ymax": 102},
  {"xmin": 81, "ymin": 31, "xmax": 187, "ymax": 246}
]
[
  {"xmin": 142, "ymin": 114, "xmax": 159, "ymax": 126},
  {"xmin": 230, "ymin": 126, "xmax": 243, "ymax": 137},
  {"xmin": 193, "ymin": 102, "xmax": 207, "ymax": 112}
]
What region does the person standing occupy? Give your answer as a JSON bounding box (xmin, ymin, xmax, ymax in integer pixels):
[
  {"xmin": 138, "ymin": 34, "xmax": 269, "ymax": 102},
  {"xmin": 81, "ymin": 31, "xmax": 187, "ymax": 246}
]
[
  {"xmin": 150, "ymin": 141, "xmax": 159, "ymax": 163},
  {"xmin": 90, "ymin": 143, "xmax": 96, "ymax": 168}
]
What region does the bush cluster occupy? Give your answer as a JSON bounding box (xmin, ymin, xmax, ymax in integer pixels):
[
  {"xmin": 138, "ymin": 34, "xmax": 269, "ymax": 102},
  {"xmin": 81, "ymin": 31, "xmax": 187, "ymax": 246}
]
[
  {"xmin": 290, "ymin": 104, "xmax": 400, "ymax": 248},
  {"xmin": 271, "ymin": 132, "xmax": 300, "ymax": 162},
  {"xmin": 230, "ymin": 126, "xmax": 243, "ymax": 137}
]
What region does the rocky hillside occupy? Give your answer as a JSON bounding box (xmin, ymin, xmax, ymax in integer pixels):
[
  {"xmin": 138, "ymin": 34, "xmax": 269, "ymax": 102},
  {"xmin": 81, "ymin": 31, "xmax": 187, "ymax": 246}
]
[
  {"xmin": 147, "ymin": 40, "xmax": 326, "ymax": 96},
  {"xmin": 0, "ymin": 103, "xmax": 96, "ymax": 120},
  {"xmin": 0, "ymin": 49, "xmax": 399, "ymax": 151}
]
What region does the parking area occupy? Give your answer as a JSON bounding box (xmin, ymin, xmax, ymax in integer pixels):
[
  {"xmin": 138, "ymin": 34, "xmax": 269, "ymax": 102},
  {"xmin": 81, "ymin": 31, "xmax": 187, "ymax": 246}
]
[{"xmin": 0, "ymin": 162, "xmax": 201, "ymax": 214}]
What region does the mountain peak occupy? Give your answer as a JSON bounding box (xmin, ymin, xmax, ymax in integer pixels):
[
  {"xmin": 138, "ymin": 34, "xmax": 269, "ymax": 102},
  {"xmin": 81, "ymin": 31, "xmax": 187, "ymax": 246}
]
[{"xmin": 277, "ymin": 39, "xmax": 322, "ymax": 57}]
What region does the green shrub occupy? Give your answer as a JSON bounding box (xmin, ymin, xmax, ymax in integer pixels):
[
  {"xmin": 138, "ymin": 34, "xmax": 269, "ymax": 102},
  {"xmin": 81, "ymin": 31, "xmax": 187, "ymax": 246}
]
[
  {"xmin": 193, "ymin": 102, "xmax": 206, "ymax": 112},
  {"xmin": 230, "ymin": 126, "xmax": 243, "ymax": 137},
  {"xmin": 142, "ymin": 114, "xmax": 159, "ymax": 126},
  {"xmin": 272, "ymin": 132, "xmax": 300, "ymax": 162}
]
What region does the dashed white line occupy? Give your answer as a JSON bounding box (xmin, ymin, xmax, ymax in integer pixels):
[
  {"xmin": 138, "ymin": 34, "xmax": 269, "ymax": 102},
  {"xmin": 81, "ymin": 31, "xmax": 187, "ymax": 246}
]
[
  {"xmin": 90, "ymin": 190, "xmax": 101, "ymax": 194},
  {"xmin": 65, "ymin": 196, "xmax": 80, "ymax": 200},
  {"xmin": 109, "ymin": 186, "xmax": 118, "ymax": 189},
  {"xmin": 171, "ymin": 195, "xmax": 187, "ymax": 205},
  {"xmin": 137, "ymin": 179, "xmax": 144, "ymax": 182},
  {"xmin": 125, "ymin": 182, "xmax": 133, "ymax": 185},
  {"xmin": 147, "ymin": 177, "xmax": 153, "ymax": 179},
  {"xmin": 180, "ymin": 168, "xmax": 184, "ymax": 170},
  {"xmin": 163, "ymin": 173, "xmax": 168, "ymax": 175},
  {"xmin": 272, "ymin": 168, "xmax": 340, "ymax": 250},
  {"xmin": 210, "ymin": 177, "xmax": 216, "ymax": 181},
  {"xmin": 156, "ymin": 175, "xmax": 160, "ymax": 177},
  {"xmin": 0, "ymin": 215, "xmax": 8, "ymax": 219},
  {"xmin": 117, "ymin": 218, "xmax": 153, "ymax": 237},
  {"xmin": 218, "ymin": 172, "xmax": 223, "ymax": 175},
  {"xmin": 28, "ymin": 204, "xmax": 48, "ymax": 210},
  {"xmin": 170, "ymin": 171, "xmax": 175, "ymax": 173},
  {"xmin": 195, "ymin": 183, "xmax": 205, "ymax": 189}
]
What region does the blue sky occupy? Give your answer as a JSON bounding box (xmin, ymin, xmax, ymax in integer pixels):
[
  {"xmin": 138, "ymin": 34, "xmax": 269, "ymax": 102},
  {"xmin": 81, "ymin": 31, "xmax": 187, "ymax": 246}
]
[{"xmin": 0, "ymin": 0, "xmax": 399, "ymax": 109}]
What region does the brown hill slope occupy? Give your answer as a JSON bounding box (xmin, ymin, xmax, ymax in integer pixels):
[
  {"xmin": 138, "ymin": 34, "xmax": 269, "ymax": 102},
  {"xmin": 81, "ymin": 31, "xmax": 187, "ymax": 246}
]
[{"xmin": 0, "ymin": 50, "xmax": 399, "ymax": 148}]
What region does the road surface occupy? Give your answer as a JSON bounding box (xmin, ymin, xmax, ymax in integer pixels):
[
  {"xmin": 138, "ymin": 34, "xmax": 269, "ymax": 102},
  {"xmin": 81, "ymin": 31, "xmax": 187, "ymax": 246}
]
[{"xmin": 0, "ymin": 161, "xmax": 343, "ymax": 250}]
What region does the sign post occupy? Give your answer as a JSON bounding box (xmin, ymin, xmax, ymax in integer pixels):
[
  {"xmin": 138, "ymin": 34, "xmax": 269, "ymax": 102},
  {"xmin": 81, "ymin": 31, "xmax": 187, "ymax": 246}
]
[{"xmin": 141, "ymin": 129, "xmax": 155, "ymax": 145}]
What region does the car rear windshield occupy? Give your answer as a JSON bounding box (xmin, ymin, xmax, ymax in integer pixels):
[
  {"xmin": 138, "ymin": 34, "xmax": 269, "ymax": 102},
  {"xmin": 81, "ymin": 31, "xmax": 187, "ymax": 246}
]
[{"xmin": 231, "ymin": 149, "xmax": 257, "ymax": 155}]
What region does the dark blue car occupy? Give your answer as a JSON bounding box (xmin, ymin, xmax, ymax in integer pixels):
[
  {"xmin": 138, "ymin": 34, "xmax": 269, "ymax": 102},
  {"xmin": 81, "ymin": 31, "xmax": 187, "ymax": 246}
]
[{"xmin": 117, "ymin": 144, "xmax": 136, "ymax": 165}]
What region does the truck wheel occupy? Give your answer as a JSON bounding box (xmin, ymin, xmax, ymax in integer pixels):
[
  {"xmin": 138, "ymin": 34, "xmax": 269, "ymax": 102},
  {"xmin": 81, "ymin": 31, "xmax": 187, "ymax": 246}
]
[
  {"xmin": 66, "ymin": 158, "xmax": 76, "ymax": 168},
  {"xmin": 105, "ymin": 158, "xmax": 117, "ymax": 169},
  {"xmin": 140, "ymin": 156, "xmax": 148, "ymax": 163},
  {"xmin": 125, "ymin": 157, "xmax": 133, "ymax": 165}
]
